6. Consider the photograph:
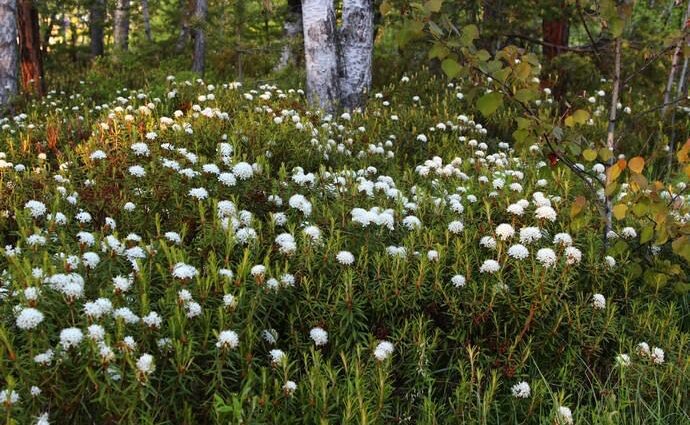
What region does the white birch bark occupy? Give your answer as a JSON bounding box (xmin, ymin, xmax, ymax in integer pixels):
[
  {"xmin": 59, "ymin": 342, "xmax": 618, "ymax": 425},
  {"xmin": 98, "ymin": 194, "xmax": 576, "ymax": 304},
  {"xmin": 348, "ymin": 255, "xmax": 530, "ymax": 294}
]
[
  {"xmin": 0, "ymin": 0, "xmax": 18, "ymax": 108},
  {"xmin": 605, "ymin": 38, "xmax": 622, "ymax": 242},
  {"xmin": 114, "ymin": 0, "xmax": 130, "ymax": 50},
  {"xmin": 302, "ymin": 0, "xmax": 340, "ymax": 112},
  {"xmin": 662, "ymin": 0, "xmax": 690, "ymax": 115},
  {"xmin": 339, "ymin": 0, "xmax": 374, "ymax": 109}
]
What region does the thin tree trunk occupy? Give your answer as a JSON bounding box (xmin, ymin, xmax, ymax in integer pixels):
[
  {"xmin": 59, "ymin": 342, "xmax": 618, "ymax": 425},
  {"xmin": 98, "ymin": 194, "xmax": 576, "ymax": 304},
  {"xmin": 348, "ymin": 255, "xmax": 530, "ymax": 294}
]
[
  {"xmin": 339, "ymin": 0, "xmax": 374, "ymax": 110},
  {"xmin": 191, "ymin": 0, "xmax": 207, "ymax": 75},
  {"xmin": 542, "ymin": 11, "xmax": 569, "ymax": 61},
  {"xmin": 90, "ymin": 0, "xmax": 105, "ymax": 56},
  {"xmin": 480, "ymin": 0, "xmax": 503, "ymax": 54},
  {"xmin": 142, "ymin": 0, "xmax": 153, "ymax": 42},
  {"xmin": 235, "ymin": 0, "xmax": 246, "ymax": 81},
  {"xmin": 42, "ymin": 13, "xmax": 55, "ymax": 54},
  {"xmin": 668, "ymin": 53, "xmax": 690, "ymax": 175},
  {"xmin": 114, "ymin": 0, "xmax": 130, "ymax": 51},
  {"xmin": 70, "ymin": 19, "xmax": 77, "ymax": 61},
  {"xmin": 605, "ymin": 38, "xmax": 622, "ymax": 243},
  {"xmin": 274, "ymin": 0, "xmax": 302, "ymax": 71},
  {"xmin": 0, "ymin": 0, "xmax": 18, "ymax": 109},
  {"xmin": 61, "ymin": 14, "xmax": 68, "ymax": 43},
  {"xmin": 17, "ymin": 0, "xmax": 44, "ymax": 96},
  {"xmin": 302, "ymin": 0, "xmax": 340, "ymax": 111},
  {"xmin": 175, "ymin": 0, "xmax": 193, "ymax": 51},
  {"xmin": 662, "ymin": 0, "xmax": 690, "ymax": 116}
]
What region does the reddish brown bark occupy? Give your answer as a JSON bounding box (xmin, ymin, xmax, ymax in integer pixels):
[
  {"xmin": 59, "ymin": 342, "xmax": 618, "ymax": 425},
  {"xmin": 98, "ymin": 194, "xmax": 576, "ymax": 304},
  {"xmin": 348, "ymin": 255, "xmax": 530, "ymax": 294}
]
[
  {"xmin": 542, "ymin": 18, "xmax": 569, "ymax": 61},
  {"xmin": 17, "ymin": 0, "xmax": 44, "ymax": 96}
]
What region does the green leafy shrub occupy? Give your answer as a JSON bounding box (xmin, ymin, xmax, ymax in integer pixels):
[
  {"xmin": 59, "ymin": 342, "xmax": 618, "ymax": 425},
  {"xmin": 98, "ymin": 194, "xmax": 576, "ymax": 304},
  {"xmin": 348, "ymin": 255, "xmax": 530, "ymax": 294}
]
[{"xmin": 0, "ymin": 71, "xmax": 688, "ymax": 424}]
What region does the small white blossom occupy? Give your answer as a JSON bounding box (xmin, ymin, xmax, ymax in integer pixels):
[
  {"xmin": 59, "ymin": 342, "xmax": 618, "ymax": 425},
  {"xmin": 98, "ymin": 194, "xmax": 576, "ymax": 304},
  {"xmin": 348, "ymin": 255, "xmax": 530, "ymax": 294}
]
[{"xmin": 310, "ymin": 327, "xmax": 328, "ymax": 346}]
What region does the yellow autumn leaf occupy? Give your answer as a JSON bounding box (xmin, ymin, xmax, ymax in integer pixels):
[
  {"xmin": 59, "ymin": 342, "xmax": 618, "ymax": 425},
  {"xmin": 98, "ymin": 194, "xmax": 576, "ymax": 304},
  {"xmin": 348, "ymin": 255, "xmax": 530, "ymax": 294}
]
[
  {"xmin": 583, "ymin": 149, "xmax": 597, "ymax": 161},
  {"xmin": 570, "ymin": 196, "xmax": 586, "ymax": 218},
  {"xmin": 628, "ymin": 156, "xmax": 644, "ymax": 174},
  {"xmin": 612, "ymin": 204, "xmax": 627, "ymax": 220}
]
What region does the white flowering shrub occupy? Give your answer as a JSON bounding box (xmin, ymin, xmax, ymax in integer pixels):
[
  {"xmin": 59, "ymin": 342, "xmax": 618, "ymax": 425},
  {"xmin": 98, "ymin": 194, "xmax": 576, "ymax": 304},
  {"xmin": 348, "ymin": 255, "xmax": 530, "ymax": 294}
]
[{"xmin": 0, "ymin": 73, "xmax": 688, "ymax": 423}]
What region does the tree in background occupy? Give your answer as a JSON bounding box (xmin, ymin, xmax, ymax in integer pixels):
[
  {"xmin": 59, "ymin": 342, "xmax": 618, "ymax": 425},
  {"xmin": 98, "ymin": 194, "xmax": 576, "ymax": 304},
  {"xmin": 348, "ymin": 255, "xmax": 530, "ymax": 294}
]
[
  {"xmin": 142, "ymin": 0, "xmax": 153, "ymax": 42},
  {"xmin": 114, "ymin": 0, "xmax": 130, "ymax": 50},
  {"xmin": 340, "ymin": 0, "xmax": 375, "ymax": 109},
  {"xmin": 302, "ymin": 0, "xmax": 374, "ymax": 111},
  {"xmin": 302, "ymin": 0, "xmax": 340, "ymax": 110},
  {"xmin": 17, "ymin": 0, "xmax": 44, "ymax": 96},
  {"xmin": 89, "ymin": 0, "xmax": 106, "ymax": 56},
  {"xmin": 274, "ymin": 0, "xmax": 302, "ymax": 71},
  {"xmin": 175, "ymin": 0, "xmax": 194, "ymax": 51},
  {"xmin": 541, "ymin": 1, "xmax": 569, "ymax": 62},
  {"xmin": 192, "ymin": 0, "xmax": 208, "ymax": 75},
  {"xmin": 0, "ymin": 0, "xmax": 18, "ymax": 108}
]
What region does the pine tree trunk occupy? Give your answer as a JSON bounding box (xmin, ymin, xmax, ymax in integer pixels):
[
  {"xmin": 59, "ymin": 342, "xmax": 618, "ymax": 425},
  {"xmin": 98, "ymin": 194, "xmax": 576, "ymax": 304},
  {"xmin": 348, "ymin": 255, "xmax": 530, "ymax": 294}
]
[
  {"xmin": 339, "ymin": 0, "xmax": 374, "ymax": 110},
  {"xmin": 541, "ymin": 2, "xmax": 569, "ymax": 100},
  {"xmin": 274, "ymin": 0, "xmax": 302, "ymax": 71},
  {"xmin": 142, "ymin": 0, "xmax": 152, "ymax": 42},
  {"xmin": 0, "ymin": 0, "xmax": 18, "ymax": 108},
  {"xmin": 191, "ymin": 0, "xmax": 207, "ymax": 75},
  {"xmin": 542, "ymin": 16, "xmax": 569, "ymax": 61},
  {"xmin": 302, "ymin": 0, "xmax": 340, "ymax": 111},
  {"xmin": 114, "ymin": 0, "xmax": 130, "ymax": 51},
  {"xmin": 90, "ymin": 0, "xmax": 105, "ymax": 56},
  {"xmin": 17, "ymin": 0, "xmax": 43, "ymax": 96}
]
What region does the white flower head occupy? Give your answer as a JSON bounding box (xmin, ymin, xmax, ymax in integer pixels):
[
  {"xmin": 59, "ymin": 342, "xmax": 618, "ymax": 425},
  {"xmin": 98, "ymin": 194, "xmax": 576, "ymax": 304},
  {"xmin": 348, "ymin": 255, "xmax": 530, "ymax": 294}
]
[
  {"xmin": 16, "ymin": 308, "xmax": 44, "ymax": 330},
  {"xmin": 310, "ymin": 327, "xmax": 328, "ymax": 346},
  {"xmin": 336, "ymin": 251, "xmax": 355, "ymax": 266},
  {"xmin": 495, "ymin": 223, "xmax": 515, "ymax": 241},
  {"xmin": 479, "ymin": 259, "xmax": 500, "ymax": 274},
  {"xmin": 511, "ymin": 381, "xmax": 531, "ymax": 398},
  {"xmin": 558, "ymin": 406, "xmax": 573, "ymax": 424},
  {"xmin": 536, "ymin": 248, "xmax": 557, "ymax": 268},
  {"xmin": 216, "ymin": 330, "xmax": 240, "ymax": 350},
  {"xmin": 592, "ymin": 293, "xmax": 606, "ymax": 310},
  {"xmin": 373, "ymin": 341, "xmax": 394, "ymax": 361}
]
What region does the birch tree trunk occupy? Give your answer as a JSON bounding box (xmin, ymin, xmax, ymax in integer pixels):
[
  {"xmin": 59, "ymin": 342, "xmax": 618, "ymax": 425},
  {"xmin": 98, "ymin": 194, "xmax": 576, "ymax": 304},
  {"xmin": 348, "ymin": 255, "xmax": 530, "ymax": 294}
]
[
  {"xmin": 339, "ymin": 0, "xmax": 374, "ymax": 110},
  {"xmin": 17, "ymin": 0, "xmax": 43, "ymax": 96},
  {"xmin": 274, "ymin": 0, "xmax": 302, "ymax": 72},
  {"xmin": 0, "ymin": 0, "xmax": 18, "ymax": 108},
  {"xmin": 90, "ymin": 0, "xmax": 105, "ymax": 56},
  {"xmin": 191, "ymin": 0, "xmax": 207, "ymax": 75},
  {"xmin": 605, "ymin": 38, "xmax": 621, "ymax": 243},
  {"xmin": 114, "ymin": 0, "xmax": 130, "ymax": 51},
  {"xmin": 661, "ymin": 0, "xmax": 690, "ymax": 116},
  {"xmin": 302, "ymin": 0, "xmax": 340, "ymax": 111},
  {"xmin": 142, "ymin": 0, "xmax": 153, "ymax": 42}
]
